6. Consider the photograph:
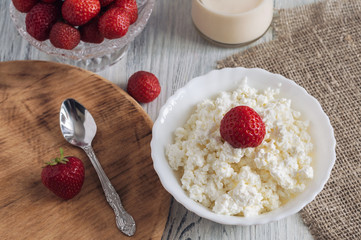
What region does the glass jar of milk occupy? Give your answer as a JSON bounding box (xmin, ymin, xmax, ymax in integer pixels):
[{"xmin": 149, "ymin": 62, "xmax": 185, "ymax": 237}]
[{"xmin": 191, "ymin": 0, "xmax": 274, "ymax": 46}]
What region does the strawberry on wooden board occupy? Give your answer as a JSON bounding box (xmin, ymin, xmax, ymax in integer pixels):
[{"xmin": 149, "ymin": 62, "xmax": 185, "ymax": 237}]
[
  {"xmin": 98, "ymin": 7, "xmax": 130, "ymax": 39},
  {"xmin": 41, "ymin": 148, "xmax": 85, "ymax": 200},
  {"xmin": 50, "ymin": 22, "xmax": 81, "ymax": 50},
  {"xmin": 220, "ymin": 106, "xmax": 266, "ymax": 148},
  {"xmin": 79, "ymin": 16, "xmax": 104, "ymax": 44},
  {"xmin": 61, "ymin": 0, "xmax": 101, "ymax": 26},
  {"xmin": 127, "ymin": 71, "xmax": 161, "ymax": 103},
  {"xmin": 12, "ymin": 0, "xmax": 39, "ymax": 13},
  {"xmin": 25, "ymin": 2, "xmax": 59, "ymax": 41},
  {"xmin": 112, "ymin": 0, "xmax": 138, "ymax": 24}
]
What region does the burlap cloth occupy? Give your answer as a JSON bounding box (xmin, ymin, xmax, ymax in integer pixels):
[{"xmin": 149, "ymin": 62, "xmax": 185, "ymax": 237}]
[{"xmin": 217, "ymin": 0, "xmax": 361, "ymax": 239}]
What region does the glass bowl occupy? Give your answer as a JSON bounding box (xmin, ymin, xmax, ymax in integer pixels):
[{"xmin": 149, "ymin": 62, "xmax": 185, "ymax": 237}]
[
  {"xmin": 151, "ymin": 67, "xmax": 336, "ymax": 225},
  {"xmin": 10, "ymin": 0, "xmax": 155, "ymax": 72}
]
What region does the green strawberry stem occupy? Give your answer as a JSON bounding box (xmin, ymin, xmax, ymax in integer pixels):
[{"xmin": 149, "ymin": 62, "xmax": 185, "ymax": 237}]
[{"xmin": 46, "ymin": 148, "xmax": 69, "ymax": 166}]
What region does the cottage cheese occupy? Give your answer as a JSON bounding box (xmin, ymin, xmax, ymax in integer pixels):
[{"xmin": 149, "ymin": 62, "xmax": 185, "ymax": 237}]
[{"xmin": 166, "ymin": 78, "xmax": 313, "ymax": 216}]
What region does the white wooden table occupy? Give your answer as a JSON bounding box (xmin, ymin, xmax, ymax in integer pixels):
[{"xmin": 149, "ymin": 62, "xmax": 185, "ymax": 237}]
[{"xmin": 0, "ymin": 0, "xmax": 320, "ymax": 239}]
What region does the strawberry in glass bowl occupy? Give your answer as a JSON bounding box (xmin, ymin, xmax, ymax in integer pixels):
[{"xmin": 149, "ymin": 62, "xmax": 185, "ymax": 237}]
[{"xmin": 10, "ymin": 0, "xmax": 155, "ymax": 72}]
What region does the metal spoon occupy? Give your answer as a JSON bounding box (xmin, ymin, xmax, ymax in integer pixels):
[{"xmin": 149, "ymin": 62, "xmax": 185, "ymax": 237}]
[{"xmin": 59, "ymin": 98, "xmax": 136, "ymax": 237}]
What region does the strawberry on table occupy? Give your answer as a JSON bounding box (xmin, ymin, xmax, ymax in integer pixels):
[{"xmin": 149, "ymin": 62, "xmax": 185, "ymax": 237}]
[
  {"xmin": 50, "ymin": 22, "xmax": 81, "ymax": 50},
  {"xmin": 79, "ymin": 16, "xmax": 104, "ymax": 44},
  {"xmin": 12, "ymin": 0, "xmax": 39, "ymax": 13},
  {"xmin": 62, "ymin": 0, "xmax": 101, "ymax": 26},
  {"xmin": 112, "ymin": 0, "xmax": 138, "ymax": 24},
  {"xmin": 98, "ymin": 7, "xmax": 130, "ymax": 39},
  {"xmin": 25, "ymin": 2, "xmax": 59, "ymax": 41},
  {"xmin": 127, "ymin": 71, "xmax": 161, "ymax": 103},
  {"xmin": 220, "ymin": 106, "xmax": 266, "ymax": 148},
  {"xmin": 41, "ymin": 148, "xmax": 85, "ymax": 200}
]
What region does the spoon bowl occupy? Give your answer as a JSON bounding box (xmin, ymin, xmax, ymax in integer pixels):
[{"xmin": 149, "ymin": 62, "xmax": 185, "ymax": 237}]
[
  {"xmin": 60, "ymin": 98, "xmax": 136, "ymax": 236},
  {"xmin": 60, "ymin": 98, "xmax": 96, "ymax": 147}
]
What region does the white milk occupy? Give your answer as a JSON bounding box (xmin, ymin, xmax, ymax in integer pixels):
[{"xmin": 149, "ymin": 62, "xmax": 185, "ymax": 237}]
[
  {"xmin": 201, "ymin": 0, "xmax": 262, "ymax": 14},
  {"xmin": 191, "ymin": 0, "xmax": 274, "ymax": 45}
]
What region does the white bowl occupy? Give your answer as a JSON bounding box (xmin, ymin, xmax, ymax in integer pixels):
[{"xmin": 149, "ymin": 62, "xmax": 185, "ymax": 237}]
[{"xmin": 151, "ymin": 67, "xmax": 336, "ymax": 225}]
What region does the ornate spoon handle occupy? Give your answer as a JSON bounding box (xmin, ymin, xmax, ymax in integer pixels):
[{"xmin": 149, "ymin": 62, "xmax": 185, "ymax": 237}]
[{"xmin": 83, "ymin": 146, "xmax": 136, "ymax": 236}]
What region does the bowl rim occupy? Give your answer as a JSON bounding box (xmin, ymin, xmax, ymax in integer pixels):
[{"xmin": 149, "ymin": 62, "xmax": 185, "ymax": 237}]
[{"xmin": 151, "ymin": 67, "xmax": 336, "ymax": 225}]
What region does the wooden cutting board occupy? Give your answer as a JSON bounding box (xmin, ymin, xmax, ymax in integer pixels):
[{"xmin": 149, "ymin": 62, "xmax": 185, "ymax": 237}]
[{"xmin": 0, "ymin": 61, "xmax": 170, "ymax": 239}]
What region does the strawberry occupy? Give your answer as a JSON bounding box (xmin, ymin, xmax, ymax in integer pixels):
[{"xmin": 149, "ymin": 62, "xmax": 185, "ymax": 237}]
[
  {"xmin": 62, "ymin": 0, "xmax": 101, "ymax": 26},
  {"xmin": 41, "ymin": 148, "xmax": 85, "ymax": 200},
  {"xmin": 12, "ymin": 0, "xmax": 39, "ymax": 13},
  {"xmin": 220, "ymin": 106, "xmax": 266, "ymax": 148},
  {"xmin": 41, "ymin": 0, "xmax": 58, "ymax": 3},
  {"xmin": 98, "ymin": 7, "xmax": 130, "ymax": 39},
  {"xmin": 79, "ymin": 17, "xmax": 104, "ymax": 44},
  {"xmin": 127, "ymin": 71, "xmax": 161, "ymax": 103},
  {"xmin": 25, "ymin": 2, "xmax": 59, "ymax": 41},
  {"xmin": 112, "ymin": 0, "xmax": 138, "ymax": 24},
  {"xmin": 50, "ymin": 22, "xmax": 81, "ymax": 50},
  {"xmin": 100, "ymin": 0, "xmax": 115, "ymax": 7}
]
